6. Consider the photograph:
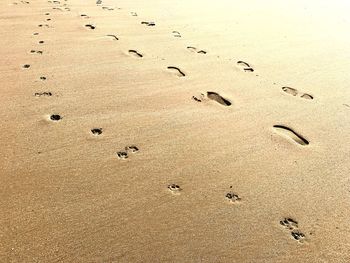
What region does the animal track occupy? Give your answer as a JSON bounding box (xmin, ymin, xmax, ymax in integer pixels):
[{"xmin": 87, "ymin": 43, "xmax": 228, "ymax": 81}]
[
  {"xmin": 96, "ymin": 0, "xmax": 102, "ymax": 4},
  {"xmin": 273, "ymin": 125, "xmax": 309, "ymax": 146},
  {"xmin": 167, "ymin": 66, "xmax": 185, "ymax": 77},
  {"xmin": 237, "ymin": 61, "xmax": 254, "ymax": 72},
  {"xmin": 38, "ymin": 40, "xmax": 45, "ymax": 44},
  {"xmin": 91, "ymin": 128, "xmax": 102, "ymax": 135},
  {"xmin": 117, "ymin": 145, "xmax": 139, "ymax": 159},
  {"xmin": 187, "ymin": 46, "xmax": 207, "ymax": 54},
  {"xmin": 106, "ymin": 34, "xmax": 118, "ymax": 40},
  {"xmin": 141, "ymin": 21, "xmax": 155, "ymax": 26},
  {"xmin": 40, "ymin": 76, "xmax": 47, "ymax": 80},
  {"xmin": 226, "ymin": 186, "xmax": 241, "ymax": 203},
  {"xmin": 33, "ymin": 32, "xmax": 39, "ymax": 35},
  {"xmin": 117, "ymin": 151, "xmax": 128, "ymax": 159},
  {"xmin": 192, "ymin": 92, "xmax": 231, "ymax": 106},
  {"xmin": 282, "ymin": 87, "xmax": 313, "ymax": 100},
  {"xmin": 168, "ymin": 184, "xmax": 182, "ymax": 193},
  {"xmin": 85, "ymin": 24, "xmax": 95, "ymax": 30},
  {"xmin": 35, "ymin": 92, "xmax": 52, "ymax": 97},
  {"xmin": 130, "ymin": 12, "xmax": 137, "ymax": 16},
  {"xmin": 172, "ymin": 31, "xmax": 181, "ymax": 37},
  {"xmin": 22, "ymin": 64, "xmax": 30, "ymax": 69},
  {"xmin": 128, "ymin": 50, "xmax": 143, "ymax": 58},
  {"xmin": 280, "ymin": 218, "xmax": 306, "ymax": 242},
  {"xmin": 125, "ymin": 145, "xmax": 139, "ymax": 153},
  {"xmin": 50, "ymin": 114, "xmax": 61, "ymax": 121}
]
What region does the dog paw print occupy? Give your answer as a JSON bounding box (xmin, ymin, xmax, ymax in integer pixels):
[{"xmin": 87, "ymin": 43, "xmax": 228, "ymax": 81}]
[
  {"xmin": 280, "ymin": 217, "xmax": 306, "ymax": 243},
  {"xmin": 168, "ymin": 183, "xmax": 182, "ymax": 194},
  {"xmin": 116, "ymin": 145, "xmax": 139, "ymax": 160},
  {"xmin": 225, "ymin": 186, "xmax": 241, "ymax": 203}
]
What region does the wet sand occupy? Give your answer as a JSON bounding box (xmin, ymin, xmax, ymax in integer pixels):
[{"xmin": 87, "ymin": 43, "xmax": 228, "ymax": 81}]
[{"xmin": 1, "ymin": 0, "xmax": 350, "ymax": 262}]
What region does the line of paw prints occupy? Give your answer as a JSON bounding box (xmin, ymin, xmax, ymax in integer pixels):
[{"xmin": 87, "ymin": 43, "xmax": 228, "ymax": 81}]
[
  {"xmin": 280, "ymin": 217, "xmax": 306, "ymax": 242},
  {"xmin": 117, "ymin": 145, "xmax": 139, "ymax": 159}
]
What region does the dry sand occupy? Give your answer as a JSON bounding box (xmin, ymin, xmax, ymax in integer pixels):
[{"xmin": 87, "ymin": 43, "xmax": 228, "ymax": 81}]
[{"xmin": 1, "ymin": 0, "xmax": 350, "ymax": 262}]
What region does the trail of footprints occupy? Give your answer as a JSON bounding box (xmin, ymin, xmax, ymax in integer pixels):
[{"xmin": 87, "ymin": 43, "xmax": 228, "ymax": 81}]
[{"xmin": 18, "ymin": 0, "xmax": 315, "ymax": 246}]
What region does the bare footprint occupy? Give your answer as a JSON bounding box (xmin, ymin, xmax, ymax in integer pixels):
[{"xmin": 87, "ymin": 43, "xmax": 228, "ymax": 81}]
[
  {"xmin": 141, "ymin": 21, "xmax": 155, "ymax": 26},
  {"xmin": 273, "ymin": 125, "xmax": 309, "ymax": 146},
  {"xmin": 172, "ymin": 31, "xmax": 181, "ymax": 37},
  {"xmin": 237, "ymin": 61, "xmax": 254, "ymax": 72},
  {"xmin": 167, "ymin": 66, "xmax": 185, "ymax": 77},
  {"xmin": 187, "ymin": 46, "xmax": 207, "ymax": 54},
  {"xmin": 192, "ymin": 92, "xmax": 231, "ymax": 106},
  {"xmin": 128, "ymin": 50, "xmax": 143, "ymax": 58},
  {"xmin": 106, "ymin": 34, "xmax": 118, "ymax": 40},
  {"xmin": 85, "ymin": 24, "xmax": 95, "ymax": 30},
  {"xmin": 282, "ymin": 87, "xmax": 313, "ymax": 100}
]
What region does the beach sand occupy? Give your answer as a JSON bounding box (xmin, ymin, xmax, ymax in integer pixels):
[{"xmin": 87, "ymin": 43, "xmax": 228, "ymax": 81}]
[{"xmin": 1, "ymin": 0, "xmax": 350, "ymax": 262}]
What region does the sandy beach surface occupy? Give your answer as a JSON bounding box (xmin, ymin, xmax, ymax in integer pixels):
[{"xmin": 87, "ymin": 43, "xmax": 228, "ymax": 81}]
[{"xmin": 1, "ymin": 0, "xmax": 350, "ymax": 262}]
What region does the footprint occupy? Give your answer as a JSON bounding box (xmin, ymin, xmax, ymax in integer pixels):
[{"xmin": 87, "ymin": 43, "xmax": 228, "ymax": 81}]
[
  {"xmin": 193, "ymin": 92, "xmax": 231, "ymax": 106},
  {"xmin": 102, "ymin": 6, "xmax": 114, "ymax": 10},
  {"xmin": 85, "ymin": 24, "xmax": 95, "ymax": 30},
  {"xmin": 130, "ymin": 12, "xmax": 137, "ymax": 16},
  {"xmin": 237, "ymin": 61, "xmax": 254, "ymax": 72},
  {"xmin": 128, "ymin": 50, "xmax": 143, "ymax": 58},
  {"xmin": 35, "ymin": 92, "xmax": 52, "ymax": 97},
  {"xmin": 168, "ymin": 184, "xmax": 182, "ymax": 194},
  {"xmin": 33, "ymin": 32, "xmax": 39, "ymax": 35},
  {"xmin": 40, "ymin": 76, "xmax": 47, "ymax": 80},
  {"xmin": 167, "ymin": 66, "xmax": 185, "ymax": 77},
  {"xmin": 80, "ymin": 14, "xmax": 89, "ymax": 18},
  {"xmin": 273, "ymin": 125, "xmax": 309, "ymax": 146},
  {"xmin": 141, "ymin": 21, "xmax": 155, "ymax": 26},
  {"xmin": 117, "ymin": 151, "xmax": 128, "ymax": 159},
  {"xmin": 50, "ymin": 114, "xmax": 61, "ymax": 121},
  {"xmin": 172, "ymin": 31, "xmax": 181, "ymax": 37},
  {"xmin": 22, "ymin": 64, "xmax": 30, "ymax": 69},
  {"xmin": 282, "ymin": 87, "xmax": 313, "ymax": 100},
  {"xmin": 225, "ymin": 186, "xmax": 241, "ymax": 203},
  {"xmin": 280, "ymin": 218, "xmax": 298, "ymax": 230},
  {"xmin": 38, "ymin": 40, "xmax": 45, "ymax": 44},
  {"xmin": 106, "ymin": 34, "xmax": 118, "ymax": 40},
  {"xmin": 91, "ymin": 128, "xmax": 102, "ymax": 135},
  {"xmin": 96, "ymin": 0, "xmax": 102, "ymax": 4},
  {"xmin": 187, "ymin": 46, "xmax": 207, "ymax": 54},
  {"xmin": 280, "ymin": 217, "xmax": 306, "ymax": 242},
  {"xmin": 125, "ymin": 145, "xmax": 139, "ymax": 153}
]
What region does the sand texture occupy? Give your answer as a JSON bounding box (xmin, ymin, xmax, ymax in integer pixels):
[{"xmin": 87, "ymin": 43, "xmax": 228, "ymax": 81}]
[{"xmin": 1, "ymin": 0, "xmax": 350, "ymax": 262}]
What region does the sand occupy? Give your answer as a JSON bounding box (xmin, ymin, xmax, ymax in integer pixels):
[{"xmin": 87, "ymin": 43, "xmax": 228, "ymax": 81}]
[{"xmin": 1, "ymin": 0, "xmax": 350, "ymax": 262}]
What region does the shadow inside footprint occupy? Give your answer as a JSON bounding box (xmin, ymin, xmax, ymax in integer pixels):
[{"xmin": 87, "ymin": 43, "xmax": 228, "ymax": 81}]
[
  {"xmin": 128, "ymin": 50, "xmax": 143, "ymax": 58},
  {"xmin": 273, "ymin": 125, "xmax": 309, "ymax": 146},
  {"xmin": 167, "ymin": 66, "xmax": 185, "ymax": 77},
  {"xmin": 91, "ymin": 128, "xmax": 102, "ymax": 135},
  {"xmin": 207, "ymin": 91, "xmax": 231, "ymax": 106}
]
